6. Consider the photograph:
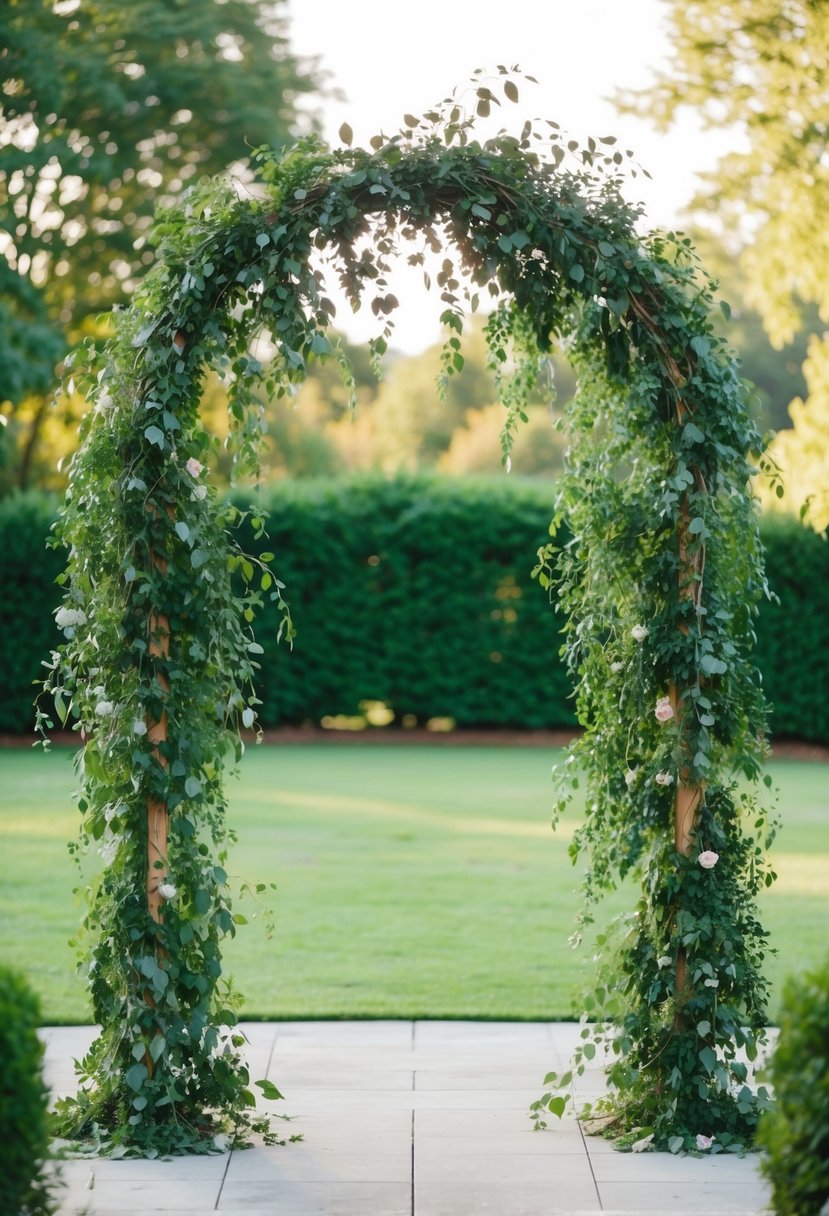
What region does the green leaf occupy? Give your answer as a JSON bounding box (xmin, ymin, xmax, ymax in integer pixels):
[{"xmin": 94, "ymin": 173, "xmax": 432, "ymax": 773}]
[
  {"xmin": 144, "ymin": 425, "xmax": 165, "ymax": 448},
  {"xmin": 255, "ymin": 1078, "xmax": 285, "ymax": 1101},
  {"xmin": 683, "ymin": 422, "xmax": 706, "ymax": 445},
  {"xmin": 700, "ymin": 654, "xmax": 728, "ymax": 676},
  {"xmin": 700, "ymin": 1046, "xmax": 717, "ymax": 1073},
  {"xmin": 175, "ymin": 521, "xmax": 190, "ymax": 543},
  {"xmin": 339, "ymin": 122, "xmax": 353, "ymax": 146},
  {"xmin": 547, "ymin": 1095, "xmax": 568, "ymax": 1118},
  {"xmin": 185, "ymin": 776, "xmax": 202, "ymax": 798},
  {"xmin": 668, "ymin": 1135, "xmax": 684, "ymax": 1154},
  {"xmin": 126, "ymin": 1062, "xmax": 148, "ymax": 1092},
  {"xmin": 568, "ymin": 263, "xmax": 585, "ymax": 283},
  {"xmin": 504, "ymin": 80, "xmax": 519, "ymax": 103}
]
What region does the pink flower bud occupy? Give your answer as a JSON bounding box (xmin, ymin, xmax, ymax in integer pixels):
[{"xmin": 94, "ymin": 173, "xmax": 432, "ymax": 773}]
[
  {"xmin": 695, "ymin": 1134, "xmax": 714, "ymax": 1151},
  {"xmin": 698, "ymin": 850, "xmax": 719, "ymax": 870},
  {"xmin": 186, "ymin": 457, "xmax": 203, "ymax": 478},
  {"xmin": 654, "ymin": 696, "xmax": 674, "ymax": 723}
]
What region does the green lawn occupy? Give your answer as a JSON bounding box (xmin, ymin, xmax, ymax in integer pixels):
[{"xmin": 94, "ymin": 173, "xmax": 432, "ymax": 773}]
[{"xmin": 1, "ymin": 743, "xmax": 826, "ymax": 1024}]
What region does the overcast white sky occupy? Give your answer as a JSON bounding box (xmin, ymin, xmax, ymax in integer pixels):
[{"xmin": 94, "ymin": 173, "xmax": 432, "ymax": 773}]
[{"xmin": 285, "ymin": 0, "xmax": 739, "ymax": 351}]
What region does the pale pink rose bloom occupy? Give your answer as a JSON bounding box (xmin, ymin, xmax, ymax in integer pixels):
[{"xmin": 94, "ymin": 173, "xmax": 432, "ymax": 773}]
[
  {"xmin": 695, "ymin": 1134, "xmax": 714, "ymax": 1151},
  {"xmin": 698, "ymin": 850, "xmax": 719, "ymax": 869},
  {"xmin": 654, "ymin": 771, "xmax": 674, "ymax": 786},
  {"xmin": 186, "ymin": 457, "xmax": 203, "ymax": 478},
  {"xmin": 655, "ymin": 696, "xmax": 674, "ymax": 722}
]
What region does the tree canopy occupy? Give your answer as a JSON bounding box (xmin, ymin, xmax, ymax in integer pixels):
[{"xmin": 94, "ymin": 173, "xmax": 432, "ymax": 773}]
[
  {"xmin": 621, "ymin": 1, "xmax": 829, "ymax": 527},
  {"xmin": 0, "ymin": 0, "xmax": 319, "ymax": 485}
]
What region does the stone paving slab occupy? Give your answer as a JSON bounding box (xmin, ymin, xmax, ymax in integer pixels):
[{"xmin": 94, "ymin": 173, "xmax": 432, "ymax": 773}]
[{"xmin": 42, "ymin": 1021, "xmax": 773, "ymax": 1215}]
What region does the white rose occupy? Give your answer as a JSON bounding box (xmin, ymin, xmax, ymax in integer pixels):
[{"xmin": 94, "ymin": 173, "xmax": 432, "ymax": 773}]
[
  {"xmin": 95, "ymin": 700, "xmax": 114, "ymax": 717},
  {"xmin": 656, "ymin": 955, "xmax": 672, "ymax": 968},
  {"xmin": 631, "ymin": 624, "xmax": 649, "ymax": 642},
  {"xmin": 158, "ymin": 882, "xmax": 177, "ymax": 900},
  {"xmin": 624, "ymin": 768, "xmax": 639, "ymax": 788},
  {"xmin": 654, "ymin": 771, "xmax": 674, "ymax": 786},
  {"xmin": 609, "ymin": 661, "xmax": 623, "ymax": 673}
]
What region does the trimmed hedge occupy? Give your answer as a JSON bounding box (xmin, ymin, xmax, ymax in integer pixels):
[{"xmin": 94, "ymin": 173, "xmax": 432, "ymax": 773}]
[
  {"xmin": 1, "ymin": 477, "xmax": 828, "ymax": 741},
  {"xmin": 0, "ymin": 967, "xmax": 57, "ymax": 1216},
  {"xmin": 759, "ymin": 956, "xmax": 829, "ymax": 1215}
]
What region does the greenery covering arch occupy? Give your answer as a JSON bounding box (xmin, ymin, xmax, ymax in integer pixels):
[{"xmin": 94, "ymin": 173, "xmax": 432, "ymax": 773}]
[{"xmin": 44, "ymin": 73, "xmax": 774, "ymax": 1156}]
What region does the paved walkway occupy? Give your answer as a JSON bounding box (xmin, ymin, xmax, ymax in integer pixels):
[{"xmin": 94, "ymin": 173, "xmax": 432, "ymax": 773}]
[{"xmin": 43, "ymin": 1021, "xmax": 771, "ymax": 1215}]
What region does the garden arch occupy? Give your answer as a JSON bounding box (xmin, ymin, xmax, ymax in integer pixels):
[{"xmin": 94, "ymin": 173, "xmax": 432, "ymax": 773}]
[{"xmin": 46, "ymin": 79, "xmax": 774, "ymax": 1156}]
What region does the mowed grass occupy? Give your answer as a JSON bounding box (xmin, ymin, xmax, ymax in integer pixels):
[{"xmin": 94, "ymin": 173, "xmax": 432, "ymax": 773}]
[{"xmin": 1, "ymin": 744, "xmax": 826, "ymax": 1024}]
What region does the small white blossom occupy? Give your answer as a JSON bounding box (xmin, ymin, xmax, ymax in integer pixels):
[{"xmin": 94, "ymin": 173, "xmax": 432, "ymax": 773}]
[
  {"xmin": 704, "ymin": 978, "xmax": 719, "ymax": 989},
  {"xmin": 695, "ymin": 1134, "xmax": 714, "ymax": 1151},
  {"xmin": 158, "ymin": 882, "xmax": 177, "ymax": 900},
  {"xmin": 192, "ymin": 483, "xmax": 207, "ymax": 501},
  {"xmin": 656, "ymin": 955, "xmax": 672, "ymax": 969},
  {"xmin": 609, "ymin": 661, "xmax": 623, "ymax": 674},
  {"xmin": 95, "ymin": 700, "xmax": 114, "ymax": 717},
  {"xmin": 133, "ymin": 719, "xmax": 148, "ymax": 737},
  {"xmin": 55, "ymin": 606, "xmax": 87, "ymax": 630},
  {"xmin": 631, "ymin": 624, "xmax": 649, "ymax": 642},
  {"xmin": 654, "ymin": 771, "xmax": 674, "ymax": 787},
  {"xmin": 624, "ymin": 767, "xmax": 639, "ymax": 788}
]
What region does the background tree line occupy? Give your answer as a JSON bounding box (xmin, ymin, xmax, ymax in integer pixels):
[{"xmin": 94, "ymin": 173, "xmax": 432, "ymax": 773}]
[{"xmin": 2, "ymin": 0, "xmax": 827, "ymax": 530}]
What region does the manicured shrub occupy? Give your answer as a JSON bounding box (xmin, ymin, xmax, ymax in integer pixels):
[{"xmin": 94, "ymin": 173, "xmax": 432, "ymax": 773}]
[
  {"xmin": 755, "ymin": 515, "xmax": 829, "ymax": 745},
  {"xmin": 1, "ymin": 479, "xmax": 827, "ymax": 740},
  {"xmin": 0, "ymin": 967, "xmax": 57, "ymax": 1216},
  {"xmin": 759, "ymin": 956, "xmax": 829, "ymax": 1215},
  {"xmin": 0, "ymin": 491, "xmax": 64, "ymax": 732},
  {"xmin": 232, "ymin": 473, "xmax": 573, "ymax": 731}
]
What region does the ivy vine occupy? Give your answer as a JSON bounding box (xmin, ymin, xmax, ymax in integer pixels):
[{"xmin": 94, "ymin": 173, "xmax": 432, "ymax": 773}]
[{"xmin": 40, "ymin": 70, "xmax": 774, "ymax": 1155}]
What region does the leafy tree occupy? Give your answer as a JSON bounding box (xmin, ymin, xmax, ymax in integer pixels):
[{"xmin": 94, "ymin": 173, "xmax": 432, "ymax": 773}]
[
  {"xmin": 0, "ymin": 0, "xmax": 319, "ymax": 489},
  {"xmin": 620, "ymin": 0, "xmax": 829, "ymax": 526}
]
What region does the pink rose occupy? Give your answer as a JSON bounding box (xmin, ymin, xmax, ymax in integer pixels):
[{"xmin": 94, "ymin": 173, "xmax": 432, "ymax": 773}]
[
  {"xmin": 654, "ymin": 696, "xmax": 674, "ymax": 723},
  {"xmin": 186, "ymin": 457, "xmax": 203, "ymax": 478},
  {"xmin": 698, "ymin": 850, "xmax": 719, "ymax": 870},
  {"xmin": 695, "ymin": 1134, "xmax": 714, "ymax": 1151}
]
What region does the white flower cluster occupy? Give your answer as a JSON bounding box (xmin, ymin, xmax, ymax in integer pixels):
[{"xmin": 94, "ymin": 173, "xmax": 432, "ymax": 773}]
[{"xmin": 55, "ymin": 606, "xmax": 87, "ymax": 630}]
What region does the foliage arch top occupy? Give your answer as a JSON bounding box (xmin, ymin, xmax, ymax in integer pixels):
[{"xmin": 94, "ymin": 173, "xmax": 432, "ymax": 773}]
[{"xmin": 46, "ymin": 76, "xmax": 773, "ymax": 1156}]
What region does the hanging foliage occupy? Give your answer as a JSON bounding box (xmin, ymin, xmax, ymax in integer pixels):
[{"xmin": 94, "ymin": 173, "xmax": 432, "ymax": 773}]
[{"xmin": 40, "ymin": 69, "xmax": 773, "ymax": 1155}]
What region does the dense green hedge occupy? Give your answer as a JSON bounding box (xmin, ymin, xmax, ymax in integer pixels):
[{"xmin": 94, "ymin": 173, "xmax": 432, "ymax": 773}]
[
  {"xmin": 1, "ymin": 478, "xmax": 827, "ymax": 741},
  {"xmin": 759, "ymin": 956, "xmax": 829, "ymax": 1215},
  {"xmin": 0, "ymin": 967, "xmax": 57, "ymax": 1216}
]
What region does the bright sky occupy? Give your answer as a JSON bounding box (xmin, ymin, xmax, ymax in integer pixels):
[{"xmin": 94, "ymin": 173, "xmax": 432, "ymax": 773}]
[{"xmin": 286, "ymin": 0, "xmax": 738, "ymax": 352}]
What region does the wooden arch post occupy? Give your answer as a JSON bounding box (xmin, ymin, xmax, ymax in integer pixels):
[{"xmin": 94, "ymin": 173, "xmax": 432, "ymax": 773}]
[{"xmin": 672, "ymin": 398, "xmax": 706, "ymax": 1009}]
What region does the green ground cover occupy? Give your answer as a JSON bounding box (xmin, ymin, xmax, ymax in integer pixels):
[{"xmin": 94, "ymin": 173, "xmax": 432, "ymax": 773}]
[{"xmin": 1, "ymin": 743, "xmax": 826, "ymax": 1024}]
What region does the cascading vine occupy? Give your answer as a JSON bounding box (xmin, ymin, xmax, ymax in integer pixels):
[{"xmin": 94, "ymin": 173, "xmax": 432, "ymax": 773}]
[{"xmin": 40, "ymin": 70, "xmax": 774, "ymax": 1155}]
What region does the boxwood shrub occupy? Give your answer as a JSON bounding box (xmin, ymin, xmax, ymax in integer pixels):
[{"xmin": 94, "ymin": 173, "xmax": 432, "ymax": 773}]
[
  {"xmin": 759, "ymin": 956, "xmax": 829, "ymax": 1215},
  {"xmin": 0, "ymin": 966, "xmax": 57, "ymax": 1216}
]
